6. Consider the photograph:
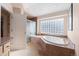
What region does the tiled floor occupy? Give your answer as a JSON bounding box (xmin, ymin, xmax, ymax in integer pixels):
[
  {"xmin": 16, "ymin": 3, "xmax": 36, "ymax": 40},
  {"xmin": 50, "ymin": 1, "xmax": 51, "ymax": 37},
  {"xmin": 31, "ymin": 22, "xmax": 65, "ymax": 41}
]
[{"xmin": 10, "ymin": 43, "xmax": 39, "ymax": 56}]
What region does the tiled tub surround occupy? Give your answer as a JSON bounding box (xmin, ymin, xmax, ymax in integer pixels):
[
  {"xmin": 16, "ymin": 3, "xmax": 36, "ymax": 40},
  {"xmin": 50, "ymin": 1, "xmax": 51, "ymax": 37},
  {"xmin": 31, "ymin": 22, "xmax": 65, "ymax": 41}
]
[{"xmin": 30, "ymin": 35, "xmax": 75, "ymax": 56}]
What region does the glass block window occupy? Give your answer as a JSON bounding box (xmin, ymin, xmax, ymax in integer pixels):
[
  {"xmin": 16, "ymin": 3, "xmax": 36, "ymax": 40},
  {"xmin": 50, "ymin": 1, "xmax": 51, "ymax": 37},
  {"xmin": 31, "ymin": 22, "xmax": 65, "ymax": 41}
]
[{"xmin": 40, "ymin": 18, "xmax": 64, "ymax": 35}]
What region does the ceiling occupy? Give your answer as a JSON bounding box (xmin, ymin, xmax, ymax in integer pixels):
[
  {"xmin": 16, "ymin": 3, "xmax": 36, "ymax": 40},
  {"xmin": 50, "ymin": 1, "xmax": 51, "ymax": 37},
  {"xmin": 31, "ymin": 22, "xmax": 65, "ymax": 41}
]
[{"xmin": 23, "ymin": 3, "xmax": 71, "ymax": 17}]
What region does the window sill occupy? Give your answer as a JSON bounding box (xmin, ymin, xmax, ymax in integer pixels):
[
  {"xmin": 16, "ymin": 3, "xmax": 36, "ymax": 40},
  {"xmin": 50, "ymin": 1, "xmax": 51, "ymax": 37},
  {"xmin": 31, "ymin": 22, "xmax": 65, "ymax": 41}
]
[{"xmin": 37, "ymin": 33, "xmax": 67, "ymax": 38}]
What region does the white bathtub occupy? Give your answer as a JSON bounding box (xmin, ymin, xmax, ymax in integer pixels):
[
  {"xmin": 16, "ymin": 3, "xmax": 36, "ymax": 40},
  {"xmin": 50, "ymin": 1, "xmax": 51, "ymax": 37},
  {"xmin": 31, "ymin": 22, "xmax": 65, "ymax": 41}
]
[{"xmin": 42, "ymin": 36, "xmax": 69, "ymax": 46}]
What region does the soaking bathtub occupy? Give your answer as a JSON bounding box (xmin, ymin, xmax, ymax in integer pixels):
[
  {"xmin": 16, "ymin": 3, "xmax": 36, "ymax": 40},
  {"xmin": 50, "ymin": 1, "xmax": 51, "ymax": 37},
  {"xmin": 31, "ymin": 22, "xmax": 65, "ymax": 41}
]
[
  {"xmin": 42, "ymin": 36, "xmax": 69, "ymax": 46},
  {"xmin": 30, "ymin": 35, "xmax": 75, "ymax": 56}
]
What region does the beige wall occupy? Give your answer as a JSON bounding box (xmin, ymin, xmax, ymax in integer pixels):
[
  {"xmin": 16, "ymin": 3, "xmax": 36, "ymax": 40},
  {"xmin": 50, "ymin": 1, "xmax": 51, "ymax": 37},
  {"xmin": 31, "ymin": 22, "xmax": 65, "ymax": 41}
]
[
  {"xmin": 10, "ymin": 4, "xmax": 27, "ymax": 50},
  {"xmin": 38, "ymin": 10, "xmax": 68, "ymax": 19},
  {"xmin": 68, "ymin": 3, "xmax": 79, "ymax": 55},
  {"xmin": 0, "ymin": 4, "xmax": 1, "ymax": 43},
  {"xmin": 10, "ymin": 13, "xmax": 27, "ymax": 50}
]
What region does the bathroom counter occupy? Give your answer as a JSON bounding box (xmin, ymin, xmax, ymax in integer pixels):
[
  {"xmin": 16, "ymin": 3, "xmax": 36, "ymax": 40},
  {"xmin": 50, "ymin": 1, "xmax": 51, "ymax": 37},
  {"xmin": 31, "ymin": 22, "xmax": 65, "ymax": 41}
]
[{"xmin": 0, "ymin": 37, "xmax": 10, "ymax": 46}]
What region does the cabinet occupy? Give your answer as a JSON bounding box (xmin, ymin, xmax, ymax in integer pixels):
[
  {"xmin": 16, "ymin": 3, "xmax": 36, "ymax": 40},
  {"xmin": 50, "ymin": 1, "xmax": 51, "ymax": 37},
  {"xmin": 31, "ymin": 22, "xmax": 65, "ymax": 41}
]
[
  {"xmin": 0, "ymin": 46, "xmax": 2, "ymax": 56},
  {"xmin": 0, "ymin": 42, "xmax": 10, "ymax": 56},
  {"xmin": 3, "ymin": 42, "xmax": 10, "ymax": 56}
]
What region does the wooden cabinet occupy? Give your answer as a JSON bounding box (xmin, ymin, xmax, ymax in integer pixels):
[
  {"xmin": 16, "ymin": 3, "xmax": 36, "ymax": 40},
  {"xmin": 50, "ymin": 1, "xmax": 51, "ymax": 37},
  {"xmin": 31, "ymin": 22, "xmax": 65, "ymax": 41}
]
[
  {"xmin": 0, "ymin": 46, "xmax": 2, "ymax": 56},
  {"xmin": 3, "ymin": 42, "xmax": 10, "ymax": 56},
  {"xmin": 0, "ymin": 42, "xmax": 10, "ymax": 56}
]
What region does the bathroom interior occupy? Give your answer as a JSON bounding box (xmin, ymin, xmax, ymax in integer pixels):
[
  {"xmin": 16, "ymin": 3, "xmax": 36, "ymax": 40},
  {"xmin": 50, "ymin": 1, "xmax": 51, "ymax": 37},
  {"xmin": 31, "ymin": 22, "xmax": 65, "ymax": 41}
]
[{"xmin": 0, "ymin": 3, "xmax": 79, "ymax": 56}]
